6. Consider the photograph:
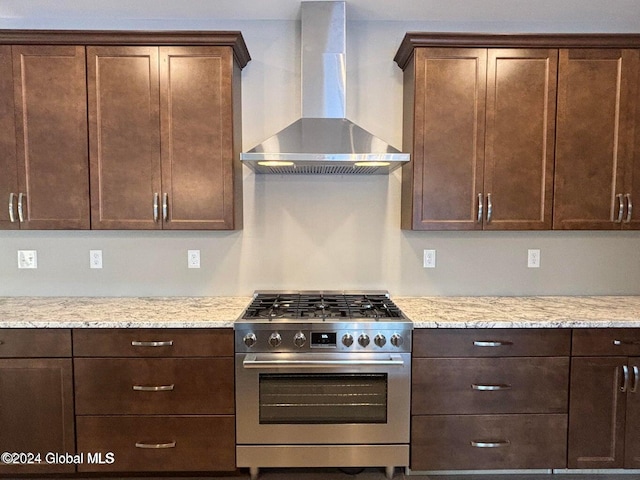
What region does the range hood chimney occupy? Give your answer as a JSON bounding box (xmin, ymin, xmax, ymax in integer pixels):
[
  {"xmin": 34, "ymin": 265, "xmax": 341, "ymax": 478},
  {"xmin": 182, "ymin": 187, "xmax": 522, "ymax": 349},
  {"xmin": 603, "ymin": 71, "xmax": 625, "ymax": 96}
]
[{"xmin": 241, "ymin": 1, "xmax": 409, "ymax": 174}]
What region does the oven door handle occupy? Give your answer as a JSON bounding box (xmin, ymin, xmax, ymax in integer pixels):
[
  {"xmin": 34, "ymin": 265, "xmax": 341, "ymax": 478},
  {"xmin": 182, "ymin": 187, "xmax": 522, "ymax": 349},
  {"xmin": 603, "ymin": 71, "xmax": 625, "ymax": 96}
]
[{"xmin": 242, "ymin": 354, "xmax": 404, "ymax": 369}]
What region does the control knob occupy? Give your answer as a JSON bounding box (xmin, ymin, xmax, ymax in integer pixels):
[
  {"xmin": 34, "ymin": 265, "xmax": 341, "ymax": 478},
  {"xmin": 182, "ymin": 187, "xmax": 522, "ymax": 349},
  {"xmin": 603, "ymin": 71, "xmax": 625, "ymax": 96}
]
[
  {"xmin": 243, "ymin": 333, "xmax": 257, "ymax": 348},
  {"xmin": 293, "ymin": 332, "xmax": 306, "ymax": 348},
  {"xmin": 390, "ymin": 334, "xmax": 404, "ymax": 348},
  {"xmin": 358, "ymin": 334, "xmax": 370, "ymax": 348},
  {"xmin": 342, "ymin": 333, "xmax": 354, "ymax": 347},
  {"xmin": 374, "ymin": 334, "xmax": 386, "ymax": 348},
  {"xmin": 268, "ymin": 332, "xmax": 282, "ymax": 348}
]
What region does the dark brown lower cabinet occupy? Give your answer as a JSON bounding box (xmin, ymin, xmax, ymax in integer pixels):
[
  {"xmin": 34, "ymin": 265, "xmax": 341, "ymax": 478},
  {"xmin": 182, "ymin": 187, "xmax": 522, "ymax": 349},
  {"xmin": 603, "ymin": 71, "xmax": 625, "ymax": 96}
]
[
  {"xmin": 411, "ymin": 414, "xmax": 567, "ymax": 470},
  {"xmin": 568, "ymin": 356, "xmax": 640, "ymax": 468},
  {"xmin": 76, "ymin": 415, "xmax": 235, "ymax": 472},
  {"xmin": 0, "ymin": 358, "xmax": 75, "ymax": 474}
]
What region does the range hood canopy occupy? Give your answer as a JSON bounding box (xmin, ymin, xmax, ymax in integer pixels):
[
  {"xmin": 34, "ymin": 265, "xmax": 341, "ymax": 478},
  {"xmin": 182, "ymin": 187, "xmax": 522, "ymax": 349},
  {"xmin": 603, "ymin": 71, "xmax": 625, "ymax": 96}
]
[{"xmin": 241, "ymin": 1, "xmax": 409, "ymax": 174}]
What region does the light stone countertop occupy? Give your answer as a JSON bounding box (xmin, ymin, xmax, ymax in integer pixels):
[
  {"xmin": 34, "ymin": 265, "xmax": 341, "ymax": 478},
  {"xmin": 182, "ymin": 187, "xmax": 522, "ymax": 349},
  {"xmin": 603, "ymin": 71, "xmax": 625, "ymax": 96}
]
[
  {"xmin": 394, "ymin": 295, "xmax": 640, "ymax": 328},
  {"xmin": 0, "ymin": 296, "xmax": 252, "ymax": 328},
  {"xmin": 1, "ymin": 295, "xmax": 639, "ymax": 329}
]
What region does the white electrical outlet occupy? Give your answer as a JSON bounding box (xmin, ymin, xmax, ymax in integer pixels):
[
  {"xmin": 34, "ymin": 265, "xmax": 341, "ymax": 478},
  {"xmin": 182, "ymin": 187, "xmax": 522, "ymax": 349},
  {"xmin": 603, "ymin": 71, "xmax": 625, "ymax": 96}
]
[
  {"xmin": 528, "ymin": 249, "xmax": 541, "ymax": 268},
  {"xmin": 90, "ymin": 250, "xmax": 103, "ymax": 269},
  {"xmin": 423, "ymin": 249, "xmax": 436, "ymax": 268},
  {"xmin": 18, "ymin": 250, "xmax": 37, "ymax": 269},
  {"xmin": 188, "ymin": 250, "xmax": 201, "ymax": 269}
]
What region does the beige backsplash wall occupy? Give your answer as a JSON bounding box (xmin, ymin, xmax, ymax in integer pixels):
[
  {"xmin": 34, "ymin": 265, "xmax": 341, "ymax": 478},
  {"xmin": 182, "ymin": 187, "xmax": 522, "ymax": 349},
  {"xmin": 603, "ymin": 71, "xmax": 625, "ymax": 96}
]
[{"xmin": 1, "ymin": 3, "xmax": 640, "ymax": 297}]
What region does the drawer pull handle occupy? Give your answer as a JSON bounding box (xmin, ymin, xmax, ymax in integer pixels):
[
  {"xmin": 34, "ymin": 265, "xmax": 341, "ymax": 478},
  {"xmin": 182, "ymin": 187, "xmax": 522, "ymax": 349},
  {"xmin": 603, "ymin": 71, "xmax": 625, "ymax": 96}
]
[
  {"xmin": 631, "ymin": 366, "xmax": 639, "ymax": 394},
  {"xmin": 471, "ymin": 440, "xmax": 510, "ymax": 448},
  {"xmin": 472, "ymin": 383, "xmax": 512, "ymax": 391},
  {"xmin": 133, "ymin": 384, "xmax": 175, "ymax": 392},
  {"xmin": 135, "ymin": 441, "xmax": 176, "ymax": 449},
  {"xmin": 621, "ymin": 365, "xmax": 630, "ymax": 392},
  {"xmin": 473, "ymin": 340, "xmax": 512, "ymax": 347},
  {"xmin": 131, "ymin": 340, "xmax": 174, "ymax": 347},
  {"xmin": 8, "ymin": 193, "xmax": 16, "ymax": 223},
  {"xmin": 616, "ymin": 194, "xmax": 625, "ymax": 223},
  {"xmin": 153, "ymin": 193, "xmax": 159, "ymax": 222},
  {"xmin": 477, "ymin": 193, "xmax": 483, "ymax": 223},
  {"xmin": 625, "ymin": 194, "xmax": 633, "ymax": 223},
  {"xmin": 17, "ymin": 192, "xmax": 25, "ymax": 223},
  {"xmin": 613, "ymin": 339, "xmax": 640, "ymax": 346}
]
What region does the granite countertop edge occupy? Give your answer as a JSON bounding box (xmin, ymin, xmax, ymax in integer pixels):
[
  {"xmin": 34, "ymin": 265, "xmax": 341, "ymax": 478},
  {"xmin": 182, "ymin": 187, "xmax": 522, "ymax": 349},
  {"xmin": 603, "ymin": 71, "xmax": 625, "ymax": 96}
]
[{"xmin": 0, "ymin": 295, "xmax": 639, "ymax": 329}]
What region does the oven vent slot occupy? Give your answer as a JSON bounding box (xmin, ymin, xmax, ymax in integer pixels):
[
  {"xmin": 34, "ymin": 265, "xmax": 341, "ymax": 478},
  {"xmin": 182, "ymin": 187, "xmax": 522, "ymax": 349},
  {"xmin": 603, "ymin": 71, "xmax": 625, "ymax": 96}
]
[{"xmin": 263, "ymin": 165, "xmax": 381, "ymax": 175}]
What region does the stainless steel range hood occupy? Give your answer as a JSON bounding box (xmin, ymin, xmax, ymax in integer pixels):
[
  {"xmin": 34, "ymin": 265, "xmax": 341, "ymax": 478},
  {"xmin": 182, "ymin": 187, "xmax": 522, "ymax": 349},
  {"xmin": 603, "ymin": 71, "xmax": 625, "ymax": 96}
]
[{"xmin": 241, "ymin": 1, "xmax": 409, "ymax": 174}]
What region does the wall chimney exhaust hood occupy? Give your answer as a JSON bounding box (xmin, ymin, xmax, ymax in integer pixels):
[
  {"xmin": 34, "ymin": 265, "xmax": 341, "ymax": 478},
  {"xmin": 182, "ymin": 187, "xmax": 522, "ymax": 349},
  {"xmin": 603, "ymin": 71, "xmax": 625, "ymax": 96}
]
[{"xmin": 241, "ymin": 1, "xmax": 409, "ymax": 174}]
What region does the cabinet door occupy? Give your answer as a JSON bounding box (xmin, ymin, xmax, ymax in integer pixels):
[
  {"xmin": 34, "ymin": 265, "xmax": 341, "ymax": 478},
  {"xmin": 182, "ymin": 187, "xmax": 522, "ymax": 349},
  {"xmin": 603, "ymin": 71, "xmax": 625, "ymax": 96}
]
[
  {"xmin": 554, "ymin": 49, "xmax": 638, "ymax": 229},
  {"xmin": 626, "ymin": 61, "xmax": 640, "ymax": 230},
  {"xmin": 12, "ymin": 45, "xmax": 89, "ymax": 229},
  {"xmin": 0, "ymin": 45, "xmax": 18, "ymax": 229},
  {"xmin": 484, "ymin": 49, "xmax": 557, "ymax": 230},
  {"xmin": 88, "ymin": 46, "xmax": 161, "ymax": 229},
  {"xmin": 0, "ymin": 359, "xmax": 75, "ymax": 474},
  {"xmin": 407, "ymin": 48, "xmax": 486, "ymax": 230},
  {"xmin": 160, "ymin": 47, "xmax": 236, "ymax": 230},
  {"xmin": 568, "ymin": 356, "xmax": 627, "ymax": 468},
  {"xmin": 625, "ymin": 357, "xmax": 640, "ymax": 467}
]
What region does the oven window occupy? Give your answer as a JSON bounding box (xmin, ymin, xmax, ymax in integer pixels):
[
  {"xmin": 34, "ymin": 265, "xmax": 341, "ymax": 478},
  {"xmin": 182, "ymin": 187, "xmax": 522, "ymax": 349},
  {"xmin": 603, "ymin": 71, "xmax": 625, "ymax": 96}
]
[{"xmin": 258, "ymin": 373, "xmax": 387, "ymax": 424}]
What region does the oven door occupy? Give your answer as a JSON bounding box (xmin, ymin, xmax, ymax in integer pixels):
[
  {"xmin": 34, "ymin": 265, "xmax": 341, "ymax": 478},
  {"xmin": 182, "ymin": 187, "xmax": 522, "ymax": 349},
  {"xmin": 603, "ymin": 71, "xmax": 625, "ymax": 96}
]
[{"xmin": 235, "ymin": 352, "xmax": 410, "ymax": 445}]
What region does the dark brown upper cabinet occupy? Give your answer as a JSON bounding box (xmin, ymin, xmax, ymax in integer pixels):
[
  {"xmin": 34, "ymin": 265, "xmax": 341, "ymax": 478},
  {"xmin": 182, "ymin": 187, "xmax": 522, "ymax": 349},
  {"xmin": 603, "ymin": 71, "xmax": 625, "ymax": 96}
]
[
  {"xmin": 0, "ymin": 30, "xmax": 249, "ymax": 231},
  {"xmin": 397, "ymin": 43, "xmax": 557, "ymax": 230},
  {"xmin": 1, "ymin": 45, "xmax": 89, "ymax": 230},
  {"xmin": 88, "ymin": 45, "xmax": 243, "ymax": 230},
  {"xmin": 395, "ymin": 33, "xmax": 640, "ymax": 231},
  {"xmin": 554, "ymin": 49, "xmax": 639, "ymax": 230}
]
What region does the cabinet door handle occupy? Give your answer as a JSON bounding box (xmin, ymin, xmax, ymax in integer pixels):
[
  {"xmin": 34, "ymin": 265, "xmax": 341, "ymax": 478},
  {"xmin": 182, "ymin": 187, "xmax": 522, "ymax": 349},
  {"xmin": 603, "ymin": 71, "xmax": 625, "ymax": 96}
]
[
  {"xmin": 135, "ymin": 441, "xmax": 176, "ymax": 449},
  {"xmin": 17, "ymin": 192, "xmax": 25, "ymax": 223},
  {"xmin": 621, "ymin": 365, "xmax": 630, "ymax": 392},
  {"xmin": 473, "ymin": 340, "xmax": 513, "ymax": 347},
  {"xmin": 8, "ymin": 193, "xmax": 17, "ymax": 223},
  {"xmin": 477, "ymin": 193, "xmax": 483, "ymax": 223},
  {"xmin": 625, "ymin": 194, "xmax": 633, "ymax": 223},
  {"xmin": 631, "ymin": 366, "xmax": 639, "ymax": 394},
  {"xmin": 471, "ymin": 440, "xmax": 510, "ymax": 448},
  {"xmin": 486, "ymin": 193, "xmax": 493, "ymax": 223},
  {"xmin": 131, "ymin": 340, "xmax": 174, "ymax": 347},
  {"xmin": 162, "ymin": 193, "xmax": 168, "ymax": 222},
  {"xmin": 616, "ymin": 194, "xmax": 624, "ymax": 223},
  {"xmin": 472, "ymin": 383, "xmax": 512, "ymax": 391},
  {"xmin": 153, "ymin": 193, "xmax": 159, "ymax": 222},
  {"xmin": 613, "ymin": 339, "xmax": 640, "ymax": 346},
  {"xmin": 133, "ymin": 384, "xmax": 175, "ymax": 392}
]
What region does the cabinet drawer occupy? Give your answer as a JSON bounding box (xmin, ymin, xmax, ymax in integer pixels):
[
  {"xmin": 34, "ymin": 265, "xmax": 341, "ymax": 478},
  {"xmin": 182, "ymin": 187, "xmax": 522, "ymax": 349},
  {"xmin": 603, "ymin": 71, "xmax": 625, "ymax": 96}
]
[
  {"xmin": 76, "ymin": 415, "xmax": 235, "ymax": 472},
  {"xmin": 411, "ymin": 414, "xmax": 567, "ymax": 470},
  {"xmin": 73, "ymin": 328, "xmax": 233, "ymax": 357},
  {"xmin": 75, "ymin": 357, "xmax": 233, "ymax": 415},
  {"xmin": 0, "ymin": 329, "xmax": 71, "ymax": 357},
  {"xmin": 572, "ymin": 328, "xmax": 640, "ymax": 356},
  {"xmin": 413, "ymin": 328, "xmax": 571, "ymax": 357},
  {"xmin": 412, "ymin": 357, "xmax": 569, "ymax": 414}
]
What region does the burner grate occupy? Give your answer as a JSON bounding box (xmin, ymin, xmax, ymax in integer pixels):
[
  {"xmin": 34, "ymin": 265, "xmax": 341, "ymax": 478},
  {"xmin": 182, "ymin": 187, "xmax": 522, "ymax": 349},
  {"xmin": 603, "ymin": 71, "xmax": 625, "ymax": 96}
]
[{"xmin": 241, "ymin": 292, "xmax": 403, "ymax": 320}]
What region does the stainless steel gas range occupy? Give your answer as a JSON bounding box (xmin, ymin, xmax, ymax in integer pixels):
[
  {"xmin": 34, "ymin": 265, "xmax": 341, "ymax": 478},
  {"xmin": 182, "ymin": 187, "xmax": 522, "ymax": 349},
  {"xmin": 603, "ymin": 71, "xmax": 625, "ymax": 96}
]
[{"xmin": 234, "ymin": 291, "xmax": 412, "ymax": 480}]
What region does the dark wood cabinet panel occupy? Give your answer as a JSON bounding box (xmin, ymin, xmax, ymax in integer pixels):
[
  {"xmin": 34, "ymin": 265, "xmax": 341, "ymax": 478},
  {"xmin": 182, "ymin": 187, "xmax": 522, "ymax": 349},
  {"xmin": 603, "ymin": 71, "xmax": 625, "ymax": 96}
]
[
  {"xmin": 160, "ymin": 47, "xmax": 239, "ymax": 230},
  {"xmin": 572, "ymin": 328, "xmax": 640, "ymax": 356},
  {"xmin": 12, "ymin": 45, "xmax": 89, "ymax": 229},
  {"xmin": 625, "ymin": 357, "xmax": 640, "ymax": 467},
  {"xmin": 568, "ymin": 356, "xmax": 627, "ymax": 468},
  {"xmin": 413, "ymin": 328, "xmax": 571, "ymax": 358},
  {"xmin": 411, "ymin": 414, "xmax": 567, "ymax": 470},
  {"xmin": 88, "ymin": 46, "xmax": 162, "ymax": 230},
  {"xmin": 0, "ymin": 45, "xmax": 18, "ymax": 230},
  {"xmin": 0, "ymin": 358, "xmax": 75, "ymax": 474},
  {"xmin": 627, "ymin": 62, "xmax": 640, "ymax": 230},
  {"xmin": 73, "ymin": 328, "xmax": 233, "ymax": 357},
  {"xmin": 412, "ymin": 357, "xmax": 569, "ymax": 415},
  {"xmin": 76, "ymin": 415, "xmax": 235, "ymax": 472},
  {"xmin": 554, "ymin": 49, "xmax": 638, "ymax": 229},
  {"xmin": 75, "ymin": 357, "xmax": 234, "ymax": 415},
  {"xmin": 0, "ymin": 328, "xmax": 71, "ymax": 357},
  {"xmin": 483, "ymin": 49, "xmax": 557, "ymax": 230},
  {"xmin": 402, "ymin": 47, "xmax": 486, "ymax": 230}
]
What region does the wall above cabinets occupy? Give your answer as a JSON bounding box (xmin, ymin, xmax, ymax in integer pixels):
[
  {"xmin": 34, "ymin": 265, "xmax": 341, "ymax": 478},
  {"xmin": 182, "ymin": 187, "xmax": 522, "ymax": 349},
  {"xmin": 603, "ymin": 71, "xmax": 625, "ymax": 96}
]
[
  {"xmin": 395, "ymin": 33, "xmax": 640, "ymax": 231},
  {"xmin": 0, "ymin": 30, "xmax": 249, "ymax": 231}
]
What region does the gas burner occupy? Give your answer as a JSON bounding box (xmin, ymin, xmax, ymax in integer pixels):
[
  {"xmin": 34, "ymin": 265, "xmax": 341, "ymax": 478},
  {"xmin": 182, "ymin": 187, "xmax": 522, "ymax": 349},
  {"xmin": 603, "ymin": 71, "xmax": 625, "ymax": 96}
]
[{"xmin": 258, "ymin": 308, "xmax": 286, "ymax": 319}]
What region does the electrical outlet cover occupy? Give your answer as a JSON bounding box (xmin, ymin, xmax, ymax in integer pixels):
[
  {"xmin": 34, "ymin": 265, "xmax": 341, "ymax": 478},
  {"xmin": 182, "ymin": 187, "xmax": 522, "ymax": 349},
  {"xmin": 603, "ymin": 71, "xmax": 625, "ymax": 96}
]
[{"xmin": 18, "ymin": 250, "xmax": 37, "ymax": 269}]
